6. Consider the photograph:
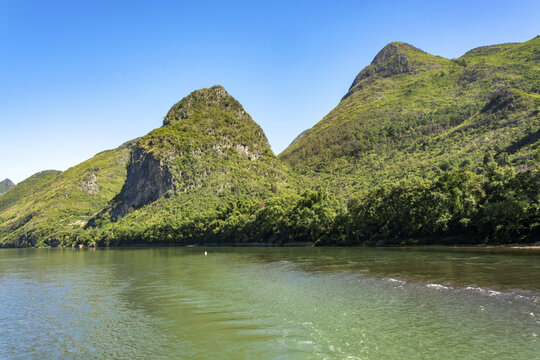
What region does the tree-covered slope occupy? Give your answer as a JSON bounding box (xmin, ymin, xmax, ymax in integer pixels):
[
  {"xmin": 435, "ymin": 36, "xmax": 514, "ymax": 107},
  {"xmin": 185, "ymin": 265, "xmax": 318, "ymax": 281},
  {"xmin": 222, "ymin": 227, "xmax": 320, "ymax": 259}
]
[
  {"xmin": 1, "ymin": 37, "xmax": 538, "ymax": 248},
  {"xmin": 88, "ymin": 86, "xmax": 302, "ymax": 245},
  {"xmin": 280, "ymin": 36, "xmax": 540, "ymax": 194},
  {"xmin": 0, "ymin": 179, "xmax": 15, "ymax": 195},
  {"xmin": 0, "ymin": 141, "xmax": 133, "ymax": 247}
]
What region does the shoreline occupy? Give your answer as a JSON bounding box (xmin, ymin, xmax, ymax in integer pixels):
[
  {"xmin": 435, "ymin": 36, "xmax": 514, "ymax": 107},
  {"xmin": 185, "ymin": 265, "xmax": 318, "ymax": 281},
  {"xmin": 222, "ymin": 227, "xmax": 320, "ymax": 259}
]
[{"xmin": 3, "ymin": 242, "xmax": 539, "ymax": 249}]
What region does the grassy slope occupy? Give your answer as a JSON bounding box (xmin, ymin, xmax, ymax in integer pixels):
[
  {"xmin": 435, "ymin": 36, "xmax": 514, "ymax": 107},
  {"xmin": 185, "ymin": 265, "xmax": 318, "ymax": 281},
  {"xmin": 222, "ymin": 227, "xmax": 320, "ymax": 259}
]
[
  {"xmin": 280, "ymin": 37, "xmax": 540, "ymax": 195},
  {"xmin": 0, "ymin": 141, "xmax": 133, "ymax": 247}
]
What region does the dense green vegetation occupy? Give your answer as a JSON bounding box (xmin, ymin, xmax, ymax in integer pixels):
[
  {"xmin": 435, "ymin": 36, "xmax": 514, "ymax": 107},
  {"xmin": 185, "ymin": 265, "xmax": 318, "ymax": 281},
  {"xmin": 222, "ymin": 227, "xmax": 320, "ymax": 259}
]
[
  {"xmin": 86, "ymin": 85, "xmax": 304, "ymax": 242},
  {"xmin": 66, "ymin": 164, "xmax": 538, "ymax": 247},
  {"xmin": 343, "ymin": 165, "xmax": 539, "ymax": 245},
  {"xmin": 281, "ymin": 37, "xmax": 540, "ymax": 192},
  {"xmin": 0, "ymin": 38, "xmax": 538, "ymax": 247},
  {"xmin": 0, "ymin": 142, "xmax": 133, "ymax": 247}
]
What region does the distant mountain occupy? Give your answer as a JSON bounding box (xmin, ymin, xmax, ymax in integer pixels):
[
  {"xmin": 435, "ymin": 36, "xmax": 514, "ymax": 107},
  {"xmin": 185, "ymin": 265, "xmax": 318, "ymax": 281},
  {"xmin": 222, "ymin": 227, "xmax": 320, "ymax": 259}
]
[
  {"xmin": 0, "ymin": 141, "xmax": 134, "ymax": 247},
  {"xmin": 0, "ymin": 179, "xmax": 15, "ymax": 195},
  {"xmin": 280, "ymin": 36, "xmax": 539, "ymax": 193}
]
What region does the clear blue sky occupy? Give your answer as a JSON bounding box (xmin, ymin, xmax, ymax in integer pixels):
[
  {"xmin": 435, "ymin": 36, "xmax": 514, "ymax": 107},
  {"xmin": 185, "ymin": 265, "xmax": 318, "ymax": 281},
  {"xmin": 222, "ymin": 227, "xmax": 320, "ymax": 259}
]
[{"xmin": 1, "ymin": 0, "xmax": 538, "ymax": 183}]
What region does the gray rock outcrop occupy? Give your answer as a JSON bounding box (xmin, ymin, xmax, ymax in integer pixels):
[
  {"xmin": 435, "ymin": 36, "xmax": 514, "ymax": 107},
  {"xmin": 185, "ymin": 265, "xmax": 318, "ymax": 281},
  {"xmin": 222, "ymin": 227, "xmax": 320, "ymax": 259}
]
[
  {"xmin": 110, "ymin": 148, "xmax": 175, "ymax": 219},
  {"xmin": 0, "ymin": 178, "xmax": 15, "ymax": 195}
]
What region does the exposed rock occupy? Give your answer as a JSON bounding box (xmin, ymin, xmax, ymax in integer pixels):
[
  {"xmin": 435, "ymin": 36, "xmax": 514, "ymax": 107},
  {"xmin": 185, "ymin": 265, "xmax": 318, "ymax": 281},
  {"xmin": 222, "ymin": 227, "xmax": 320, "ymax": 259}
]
[
  {"xmin": 213, "ymin": 141, "xmax": 233, "ymax": 156},
  {"xmin": 235, "ymin": 144, "xmax": 262, "ymax": 160},
  {"xmin": 0, "ymin": 178, "xmax": 14, "ymax": 187},
  {"xmin": 0, "ymin": 178, "xmax": 15, "ymax": 195},
  {"xmin": 352, "ymin": 43, "xmax": 421, "ymax": 82},
  {"xmin": 211, "ymin": 141, "xmax": 262, "ymax": 160},
  {"xmin": 110, "ymin": 147, "xmax": 175, "ymax": 219},
  {"xmin": 78, "ymin": 173, "xmax": 99, "ymax": 194},
  {"xmin": 69, "ymin": 220, "xmax": 86, "ymax": 227}
]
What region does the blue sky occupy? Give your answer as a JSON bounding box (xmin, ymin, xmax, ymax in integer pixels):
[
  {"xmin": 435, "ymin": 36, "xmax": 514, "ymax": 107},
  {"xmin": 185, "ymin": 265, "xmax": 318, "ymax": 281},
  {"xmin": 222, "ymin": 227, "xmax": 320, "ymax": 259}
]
[{"xmin": 1, "ymin": 0, "xmax": 538, "ymax": 183}]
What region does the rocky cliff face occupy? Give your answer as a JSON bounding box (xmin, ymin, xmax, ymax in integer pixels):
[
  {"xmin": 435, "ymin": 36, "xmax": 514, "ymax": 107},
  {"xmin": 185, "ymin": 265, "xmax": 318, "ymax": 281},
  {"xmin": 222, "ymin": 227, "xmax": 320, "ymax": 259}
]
[
  {"xmin": 0, "ymin": 178, "xmax": 15, "ymax": 195},
  {"xmin": 110, "ymin": 148, "xmax": 175, "ymax": 219}
]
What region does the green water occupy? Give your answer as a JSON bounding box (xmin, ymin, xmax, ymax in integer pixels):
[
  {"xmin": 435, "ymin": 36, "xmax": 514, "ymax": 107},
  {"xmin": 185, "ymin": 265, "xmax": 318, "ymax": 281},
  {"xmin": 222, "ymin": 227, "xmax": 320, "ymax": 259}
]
[{"xmin": 0, "ymin": 247, "xmax": 538, "ymax": 359}]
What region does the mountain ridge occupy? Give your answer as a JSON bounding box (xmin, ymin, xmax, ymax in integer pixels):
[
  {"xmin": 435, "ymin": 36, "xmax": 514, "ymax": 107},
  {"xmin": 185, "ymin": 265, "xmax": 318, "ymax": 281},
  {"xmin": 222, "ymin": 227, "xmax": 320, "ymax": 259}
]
[
  {"xmin": 1, "ymin": 36, "xmax": 538, "ymax": 247},
  {"xmin": 280, "ymin": 36, "xmax": 539, "ymax": 193}
]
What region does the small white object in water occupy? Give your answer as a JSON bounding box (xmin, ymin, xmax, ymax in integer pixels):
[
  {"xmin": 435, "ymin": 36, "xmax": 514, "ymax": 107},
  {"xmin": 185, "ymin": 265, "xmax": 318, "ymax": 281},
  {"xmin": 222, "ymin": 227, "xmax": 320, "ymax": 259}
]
[{"xmin": 204, "ymin": 251, "xmax": 208, "ymax": 256}]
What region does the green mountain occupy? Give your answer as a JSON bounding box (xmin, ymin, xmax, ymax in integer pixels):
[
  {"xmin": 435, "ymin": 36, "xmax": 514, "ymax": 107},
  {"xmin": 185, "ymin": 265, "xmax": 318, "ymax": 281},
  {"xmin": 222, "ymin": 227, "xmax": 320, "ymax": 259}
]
[
  {"xmin": 0, "ymin": 142, "xmax": 133, "ymax": 247},
  {"xmin": 280, "ymin": 37, "xmax": 540, "ymax": 193},
  {"xmin": 89, "ymin": 86, "xmax": 301, "ymax": 245},
  {"xmin": 0, "ymin": 38, "xmax": 538, "ymax": 247},
  {"xmin": 108, "ymin": 85, "xmax": 287, "ymax": 219},
  {"xmin": 0, "ymin": 179, "xmax": 15, "ymax": 195},
  {"xmin": 0, "ymin": 86, "xmax": 302, "ymax": 247}
]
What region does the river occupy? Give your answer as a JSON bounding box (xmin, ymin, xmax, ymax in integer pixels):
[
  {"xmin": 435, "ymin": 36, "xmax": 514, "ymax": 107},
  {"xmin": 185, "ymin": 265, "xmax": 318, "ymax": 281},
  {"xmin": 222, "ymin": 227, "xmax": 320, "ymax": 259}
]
[{"xmin": 0, "ymin": 247, "xmax": 538, "ymax": 359}]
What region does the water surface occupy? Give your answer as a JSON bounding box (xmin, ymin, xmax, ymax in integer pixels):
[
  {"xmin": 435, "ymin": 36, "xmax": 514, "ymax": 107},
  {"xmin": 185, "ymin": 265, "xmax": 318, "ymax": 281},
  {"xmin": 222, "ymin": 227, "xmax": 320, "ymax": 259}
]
[{"xmin": 0, "ymin": 247, "xmax": 538, "ymax": 359}]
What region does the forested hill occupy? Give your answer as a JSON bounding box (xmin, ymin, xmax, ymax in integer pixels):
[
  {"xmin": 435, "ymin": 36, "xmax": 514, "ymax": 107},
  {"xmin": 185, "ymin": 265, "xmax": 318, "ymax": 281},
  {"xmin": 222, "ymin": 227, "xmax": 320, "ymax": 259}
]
[
  {"xmin": 0, "ymin": 37, "xmax": 538, "ymax": 248},
  {"xmin": 0, "ymin": 142, "xmax": 133, "ymax": 247},
  {"xmin": 86, "ymin": 85, "xmax": 300, "ymax": 246},
  {"xmin": 280, "ymin": 36, "xmax": 539, "ymax": 193},
  {"xmin": 0, "ymin": 86, "xmax": 300, "ymax": 247}
]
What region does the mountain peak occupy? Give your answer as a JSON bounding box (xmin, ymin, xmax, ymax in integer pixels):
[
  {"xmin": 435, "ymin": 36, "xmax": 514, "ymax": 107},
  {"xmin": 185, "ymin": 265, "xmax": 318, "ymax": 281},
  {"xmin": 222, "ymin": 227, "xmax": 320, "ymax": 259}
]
[
  {"xmin": 341, "ymin": 42, "xmax": 446, "ymax": 101},
  {"xmin": 0, "ymin": 178, "xmax": 15, "ymax": 195},
  {"xmin": 0, "ymin": 179, "xmax": 14, "ymax": 187},
  {"xmin": 163, "ymin": 85, "xmax": 246, "ymax": 126},
  {"xmin": 104, "ymin": 86, "xmax": 273, "ymax": 220},
  {"xmin": 343, "ymin": 42, "xmax": 428, "ymax": 99},
  {"xmin": 371, "ymin": 42, "xmax": 426, "ymax": 65}
]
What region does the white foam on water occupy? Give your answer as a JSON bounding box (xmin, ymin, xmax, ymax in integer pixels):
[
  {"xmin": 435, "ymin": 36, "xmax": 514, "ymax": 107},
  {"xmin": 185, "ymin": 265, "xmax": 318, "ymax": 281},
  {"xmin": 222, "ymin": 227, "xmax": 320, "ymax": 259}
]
[
  {"xmin": 386, "ymin": 277, "xmax": 406, "ymax": 284},
  {"xmin": 426, "ymin": 283, "xmax": 450, "ymax": 290}
]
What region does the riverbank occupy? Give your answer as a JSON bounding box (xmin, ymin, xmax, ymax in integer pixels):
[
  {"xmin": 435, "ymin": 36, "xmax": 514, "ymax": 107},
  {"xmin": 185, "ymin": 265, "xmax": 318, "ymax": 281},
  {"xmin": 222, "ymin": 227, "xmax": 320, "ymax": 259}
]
[{"xmin": 12, "ymin": 241, "xmax": 539, "ymax": 249}]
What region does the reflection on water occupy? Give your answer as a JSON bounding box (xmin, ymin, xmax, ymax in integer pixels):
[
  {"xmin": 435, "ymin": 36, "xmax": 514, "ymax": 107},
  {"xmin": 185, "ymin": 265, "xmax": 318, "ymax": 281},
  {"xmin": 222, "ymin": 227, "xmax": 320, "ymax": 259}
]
[{"xmin": 0, "ymin": 247, "xmax": 538, "ymax": 359}]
